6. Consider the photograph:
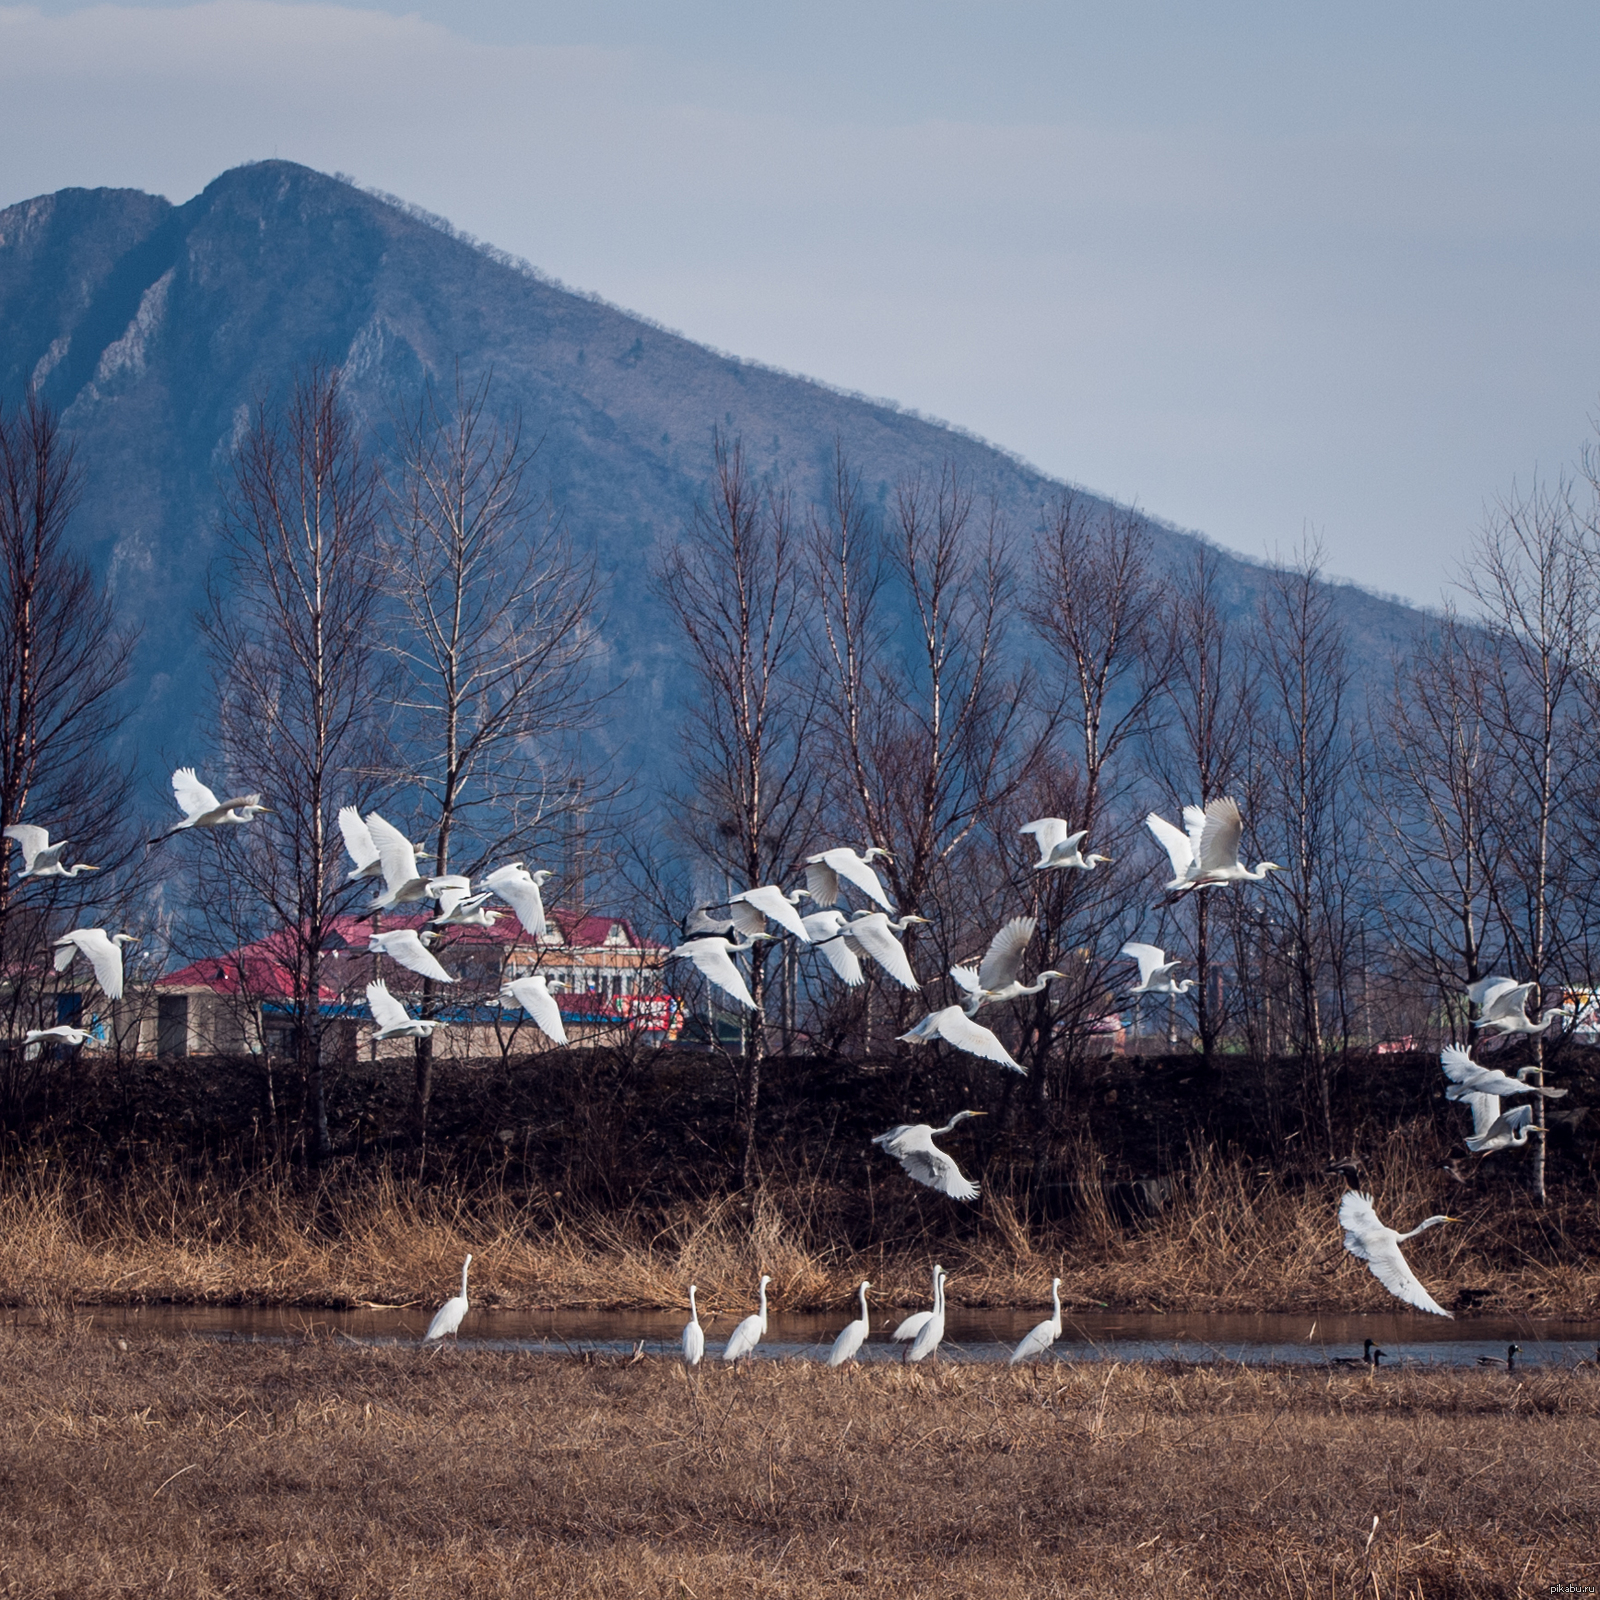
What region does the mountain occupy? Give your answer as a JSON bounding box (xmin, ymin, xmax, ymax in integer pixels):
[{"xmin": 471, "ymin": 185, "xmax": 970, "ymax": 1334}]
[{"xmin": 0, "ymin": 160, "xmax": 1428, "ymax": 781}]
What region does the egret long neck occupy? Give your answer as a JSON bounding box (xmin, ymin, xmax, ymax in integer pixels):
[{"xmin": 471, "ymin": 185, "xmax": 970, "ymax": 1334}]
[
  {"xmin": 1398, "ymin": 1216, "xmax": 1451, "ymax": 1240},
  {"xmin": 758, "ymin": 1280, "xmax": 768, "ymax": 1328},
  {"xmin": 689, "ymin": 1287, "xmax": 698, "ymax": 1322},
  {"xmin": 460, "ymin": 1260, "xmax": 471, "ymax": 1297},
  {"xmin": 858, "ymin": 1283, "xmax": 869, "ymax": 1324}
]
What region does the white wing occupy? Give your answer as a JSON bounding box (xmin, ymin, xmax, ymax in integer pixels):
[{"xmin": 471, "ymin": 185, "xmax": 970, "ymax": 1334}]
[
  {"xmin": 366, "ymin": 813, "xmax": 421, "ymax": 896},
  {"xmin": 1467, "ymin": 975, "xmax": 1520, "ymax": 1014},
  {"xmin": 949, "ymin": 964, "xmax": 982, "ymax": 995},
  {"xmin": 889, "ymin": 1135, "xmax": 979, "ymax": 1201},
  {"xmin": 366, "ymin": 980, "xmax": 413, "ymax": 1031},
  {"xmin": 337, "ymin": 806, "xmax": 378, "ymax": 871},
  {"xmin": 820, "ymin": 848, "xmax": 894, "ymax": 911},
  {"xmin": 673, "ymin": 939, "xmax": 757, "ymax": 1009},
  {"xmin": 1466, "ymin": 1103, "xmax": 1535, "ymax": 1152},
  {"xmin": 3, "ymin": 824, "xmax": 50, "ymax": 866},
  {"xmin": 891, "ymin": 1311, "xmax": 932, "ymax": 1342},
  {"xmin": 70, "ymin": 929, "xmax": 125, "ymax": 999},
  {"xmin": 1145, "ymin": 813, "xmax": 1195, "ymax": 879},
  {"xmin": 1197, "ymin": 796, "xmax": 1244, "ymax": 873},
  {"xmin": 1482, "ymin": 982, "xmax": 1536, "ymax": 1023},
  {"xmin": 172, "ymin": 767, "xmax": 222, "ymax": 820},
  {"xmin": 813, "ymin": 932, "xmax": 864, "ymax": 986},
  {"xmin": 484, "ymin": 865, "xmax": 547, "ymax": 938},
  {"xmin": 504, "ymin": 976, "xmax": 568, "ymax": 1045},
  {"xmin": 1439, "ymin": 1044, "xmax": 1479, "ymax": 1088},
  {"xmin": 682, "ymin": 1322, "xmax": 705, "ymax": 1366},
  {"xmin": 735, "ymin": 885, "xmax": 811, "ymax": 941},
  {"xmin": 847, "ymin": 916, "xmax": 919, "ymax": 989},
  {"xmin": 374, "ymin": 930, "xmax": 455, "ymax": 983},
  {"xmin": 1465, "ymin": 1091, "xmax": 1501, "ymax": 1141},
  {"xmin": 1337, "ymin": 1192, "xmax": 1452, "ymax": 1317},
  {"xmin": 1120, "ymin": 942, "xmax": 1167, "ymax": 987},
  {"xmin": 803, "ymin": 859, "xmax": 841, "ymax": 907},
  {"xmin": 53, "ymin": 938, "xmax": 76, "ymax": 973},
  {"xmin": 978, "ymin": 916, "xmax": 1037, "ymax": 991},
  {"xmin": 424, "ymin": 1295, "xmax": 467, "ymax": 1341},
  {"xmin": 1019, "ymin": 817, "xmax": 1070, "ymax": 862},
  {"xmin": 432, "ymin": 879, "xmax": 473, "ymax": 920},
  {"xmin": 905, "ymin": 1006, "xmax": 1023, "ymax": 1072}
]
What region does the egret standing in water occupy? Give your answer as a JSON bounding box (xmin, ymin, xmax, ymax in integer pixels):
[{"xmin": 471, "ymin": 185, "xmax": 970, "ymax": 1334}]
[
  {"xmin": 905, "ymin": 1268, "xmax": 948, "ymax": 1363},
  {"xmin": 424, "ymin": 1255, "xmax": 472, "ymax": 1342},
  {"xmin": 722, "ymin": 1275, "xmax": 771, "ymax": 1362},
  {"xmin": 891, "ymin": 1265, "xmax": 944, "ymax": 1348},
  {"xmin": 682, "ymin": 1286, "xmax": 705, "ymax": 1367},
  {"xmin": 1009, "ymin": 1278, "xmax": 1063, "ymax": 1365},
  {"xmin": 827, "ymin": 1281, "xmax": 872, "ymax": 1367}
]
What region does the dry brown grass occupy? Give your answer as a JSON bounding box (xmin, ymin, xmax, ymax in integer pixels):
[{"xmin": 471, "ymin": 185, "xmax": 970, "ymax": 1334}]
[
  {"xmin": 0, "ymin": 1328, "xmax": 1595, "ymax": 1597},
  {"xmin": 1, "ymin": 1123, "xmax": 1597, "ymax": 1317}
]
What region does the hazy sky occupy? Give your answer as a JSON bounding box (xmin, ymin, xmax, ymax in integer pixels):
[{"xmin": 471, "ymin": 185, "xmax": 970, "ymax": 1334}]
[{"xmin": 4, "ymin": 1, "xmax": 1598, "ymax": 604}]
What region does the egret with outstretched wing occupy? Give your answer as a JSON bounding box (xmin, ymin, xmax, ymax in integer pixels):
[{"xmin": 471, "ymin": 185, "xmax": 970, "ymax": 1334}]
[
  {"xmin": 480, "ymin": 863, "xmax": 552, "ymax": 939},
  {"xmin": 898, "ymin": 1006, "xmax": 1023, "ymax": 1072},
  {"xmin": 1439, "ymin": 1044, "xmax": 1567, "ymax": 1102},
  {"xmin": 803, "ymin": 846, "xmax": 895, "ymax": 911},
  {"xmin": 366, "ymin": 980, "xmax": 444, "ymax": 1041},
  {"xmin": 1120, "ymin": 942, "xmax": 1194, "ymax": 996},
  {"xmin": 157, "ymin": 767, "xmax": 269, "ymax": 841},
  {"xmin": 950, "ymin": 916, "xmax": 1066, "ymax": 1014},
  {"xmin": 367, "ymin": 928, "xmax": 455, "ymax": 984},
  {"xmin": 4, "ymin": 824, "xmax": 97, "ymax": 879},
  {"xmin": 843, "ymin": 911, "xmax": 925, "ymax": 990},
  {"xmin": 1019, "ymin": 818, "xmax": 1109, "ymax": 871},
  {"xmin": 52, "ymin": 928, "xmax": 135, "ymax": 999},
  {"xmin": 500, "ymin": 975, "xmax": 568, "ymax": 1046},
  {"xmin": 669, "ymin": 933, "xmax": 771, "ymax": 1009},
  {"xmin": 872, "ymin": 1112, "xmax": 985, "ymax": 1200},
  {"xmin": 1337, "ymin": 1190, "xmax": 1455, "ymax": 1317}
]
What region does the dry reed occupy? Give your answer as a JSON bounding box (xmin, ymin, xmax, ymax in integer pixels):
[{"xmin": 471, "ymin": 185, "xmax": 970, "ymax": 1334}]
[{"xmin": 0, "ymin": 1328, "xmax": 1594, "ymax": 1596}]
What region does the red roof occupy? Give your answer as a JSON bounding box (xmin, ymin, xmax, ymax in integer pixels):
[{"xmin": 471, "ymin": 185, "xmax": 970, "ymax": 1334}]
[{"xmin": 159, "ymin": 906, "xmax": 664, "ymax": 999}]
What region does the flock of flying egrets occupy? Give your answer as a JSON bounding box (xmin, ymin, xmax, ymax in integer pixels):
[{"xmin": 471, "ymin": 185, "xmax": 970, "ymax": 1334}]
[{"xmin": 5, "ymin": 769, "xmax": 1574, "ymax": 1354}]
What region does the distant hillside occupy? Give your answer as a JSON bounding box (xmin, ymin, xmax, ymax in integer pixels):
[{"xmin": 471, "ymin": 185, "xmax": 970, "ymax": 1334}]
[{"xmin": 0, "ymin": 161, "xmax": 1427, "ymax": 781}]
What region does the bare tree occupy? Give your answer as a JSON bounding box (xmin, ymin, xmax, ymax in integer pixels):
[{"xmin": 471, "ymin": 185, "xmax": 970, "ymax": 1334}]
[
  {"xmin": 382, "ymin": 371, "xmax": 606, "ymax": 1137},
  {"xmin": 0, "ymin": 392, "xmax": 138, "ymax": 1113},
  {"xmin": 195, "ymin": 366, "xmax": 385, "ymax": 1159},
  {"xmin": 658, "ymin": 434, "xmax": 817, "ymax": 1185}
]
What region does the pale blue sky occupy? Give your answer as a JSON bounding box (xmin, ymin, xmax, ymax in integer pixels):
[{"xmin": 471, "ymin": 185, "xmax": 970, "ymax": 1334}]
[{"xmin": 4, "ymin": 1, "xmax": 1598, "ymax": 603}]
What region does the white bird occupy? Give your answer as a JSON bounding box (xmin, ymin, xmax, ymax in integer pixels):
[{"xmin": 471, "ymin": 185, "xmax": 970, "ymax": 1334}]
[
  {"xmin": 827, "ymin": 1280, "xmax": 872, "ymax": 1367},
  {"xmin": 890, "ymin": 1264, "xmax": 944, "ymax": 1345},
  {"xmin": 682, "ymin": 1285, "xmax": 705, "ymax": 1367},
  {"xmin": 424, "ymin": 1254, "xmax": 472, "ymax": 1341},
  {"xmin": 23, "ymin": 1025, "xmax": 94, "ymax": 1059},
  {"xmin": 669, "ymin": 933, "xmax": 772, "ymax": 1010},
  {"xmin": 1337, "ymin": 1191, "xmax": 1456, "ymax": 1318},
  {"xmin": 721, "ymin": 1274, "xmax": 771, "ymax": 1362},
  {"xmin": 1010, "ymin": 1278, "xmax": 1064, "ymax": 1365},
  {"xmin": 1146, "ymin": 797, "xmax": 1280, "ymax": 895},
  {"xmin": 339, "ymin": 806, "xmax": 433, "ymax": 884},
  {"xmin": 899, "ymin": 1006, "xmax": 1023, "ymax": 1073},
  {"xmin": 366, "ymin": 979, "xmax": 444, "ymax": 1041},
  {"xmin": 366, "ymin": 928, "xmax": 455, "ymax": 984},
  {"xmin": 499, "ymin": 974, "xmax": 568, "ymax": 1046},
  {"xmin": 950, "ymin": 916, "xmax": 1066, "ymax": 1014},
  {"xmin": 872, "ymin": 1111, "xmax": 986, "ymax": 1200},
  {"xmin": 1120, "ymin": 942, "xmax": 1195, "ymax": 997},
  {"xmin": 364, "ymin": 814, "xmax": 469, "ymax": 912},
  {"xmin": 4, "ymin": 825, "xmax": 97, "ymax": 879},
  {"xmin": 52, "ymin": 928, "xmax": 135, "ymax": 1000},
  {"xmin": 905, "ymin": 1268, "xmax": 948, "ymax": 1363},
  {"xmin": 1439, "ymin": 1044, "xmax": 1568, "ymax": 1102},
  {"xmin": 1465, "ymin": 1103, "xmax": 1546, "ymax": 1154},
  {"xmin": 430, "ymin": 885, "xmax": 499, "ymax": 928},
  {"xmin": 1467, "ymin": 976, "xmax": 1567, "ymax": 1037},
  {"xmin": 157, "ymin": 767, "xmax": 270, "ymax": 841},
  {"xmin": 801, "ymin": 909, "xmax": 865, "ymax": 986},
  {"xmin": 1019, "ymin": 818, "xmax": 1111, "ymax": 872},
  {"xmin": 721, "ymin": 885, "xmax": 813, "ymax": 942},
  {"xmin": 803, "ymin": 845, "xmax": 895, "ymax": 912},
  {"xmin": 480, "ymin": 863, "xmax": 552, "ymax": 938},
  {"xmin": 842, "ymin": 911, "xmax": 926, "ymax": 990}
]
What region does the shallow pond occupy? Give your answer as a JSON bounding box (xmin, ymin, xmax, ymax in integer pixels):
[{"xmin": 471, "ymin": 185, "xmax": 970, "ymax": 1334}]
[{"xmin": 69, "ymin": 1303, "xmax": 1600, "ymax": 1369}]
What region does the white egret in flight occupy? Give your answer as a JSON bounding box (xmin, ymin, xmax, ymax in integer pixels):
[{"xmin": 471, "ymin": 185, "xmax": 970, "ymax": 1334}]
[
  {"xmin": 827, "ymin": 1281, "xmax": 872, "ymax": 1367},
  {"xmin": 1120, "ymin": 942, "xmax": 1195, "ymax": 996},
  {"xmin": 1019, "ymin": 818, "xmax": 1110, "ymax": 872},
  {"xmin": 803, "ymin": 846, "xmax": 895, "ymax": 912},
  {"xmin": 156, "ymin": 767, "xmax": 270, "ymax": 841},
  {"xmin": 842, "ymin": 911, "xmax": 926, "ymax": 990},
  {"xmin": 4, "ymin": 825, "xmax": 97, "ymax": 879},
  {"xmin": 1466, "ymin": 976, "xmax": 1567, "ymax": 1037},
  {"xmin": 950, "ymin": 916, "xmax": 1066, "ymax": 1014},
  {"xmin": 872, "ymin": 1112, "xmax": 986, "ymax": 1200},
  {"xmin": 1009, "ymin": 1278, "xmax": 1064, "ymax": 1365},
  {"xmin": 905, "ymin": 1268, "xmax": 948, "ymax": 1363},
  {"xmin": 339, "ymin": 806, "xmax": 431, "ymax": 883},
  {"xmin": 712, "ymin": 885, "xmax": 813, "ymax": 942},
  {"xmin": 891, "ymin": 1264, "xmax": 944, "ymax": 1346},
  {"xmin": 499, "ymin": 975, "xmax": 568, "ymax": 1046},
  {"xmin": 480, "ymin": 863, "xmax": 552, "ymax": 939},
  {"xmin": 1337, "ymin": 1191, "xmax": 1455, "ymax": 1317},
  {"xmin": 721, "ymin": 1274, "xmax": 772, "ymax": 1362},
  {"xmin": 899, "ymin": 1006, "xmax": 1023, "ymax": 1073},
  {"xmin": 682, "ymin": 1286, "xmax": 705, "ymax": 1367},
  {"xmin": 800, "ymin": 909, "xmax": 865, "ymax": 986},
  {"xmin": 430, "ymin": 885, "xmax": 499, "ymax": 928},
  {"xmin": 1146, "ymin": 797, "xmax": 1280, "ymax": 895},
  {"xmin": 366, "ymin": 980, "xmax": 445, "ymax": 1041},
  {"xmin": 1439, "ymin": 1044, "xmax": 1568, "ymax": 1102},
  {"xmin": 52, "ymin": 928, "xmax": 135, "ymax": 999},
  {"xmin": 366, "ymin": 928, "xmax": 455, "ymax": 984},
  {"xmin": 23, "ymin": 1025, "xmax": 95, "ymax": 1059},
  {"xmin": 364, "ymin": 814, "xmax": 468, "ymax": 911},
  {"xmin": 1465, "ymin": 1103, "xmax": 1546, "ymax": 1154},
  {"xmin": 423, "ymin": 1255, "xmax": 472, "ymax": 1341},
  {"xmin": 670, "ymin": 932, "xmax": 773, "ymax": 1010}
]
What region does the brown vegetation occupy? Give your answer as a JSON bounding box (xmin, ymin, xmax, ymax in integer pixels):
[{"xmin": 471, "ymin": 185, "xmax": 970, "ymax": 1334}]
[{"xmin": 0, "ymin": 1328, "xmax": 1595, "ymax": 1596}]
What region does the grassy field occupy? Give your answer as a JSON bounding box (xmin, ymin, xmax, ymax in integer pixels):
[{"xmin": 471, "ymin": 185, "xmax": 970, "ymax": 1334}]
[
  {"xmin": 2, "ymin": 1128, "xmax": 1597, "ymax": 1320},
  {"xmin": 0, "ymin": 1327, "xmax": 1595, "ymax": 1597}
]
